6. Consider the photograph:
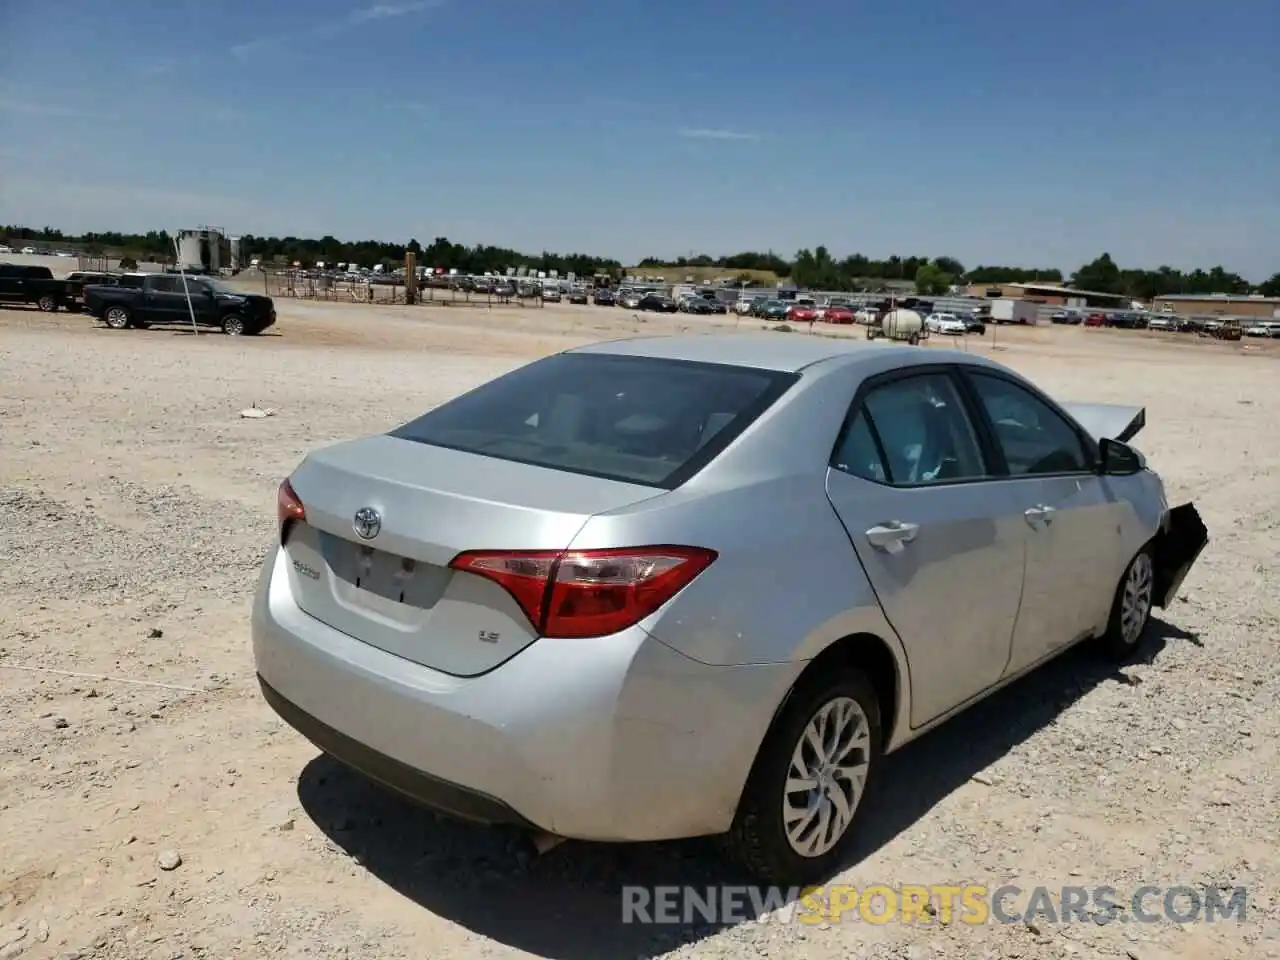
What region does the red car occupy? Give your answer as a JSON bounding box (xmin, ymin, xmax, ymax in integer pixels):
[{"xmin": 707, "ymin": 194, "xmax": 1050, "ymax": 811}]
[
  {"xmin": 823, "ymin": 305, "xmax": 855, "ymax": 324},
  {"xmin": 1084, "ymin": 313, "xmax": 1107, "ymax": 327},
  {"xmin": 787, "ymin": 304, "xmax": 819, "ymax": 323}
]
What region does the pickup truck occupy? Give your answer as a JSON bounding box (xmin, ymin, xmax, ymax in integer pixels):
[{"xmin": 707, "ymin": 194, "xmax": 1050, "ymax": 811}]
[
  {"xmin": 84, "ymin": 273, "xmax": 276, "ymax": 335},
  {"xmin": 64, "ymin": 271, "xmax": 120, "ymax": 311},
  {"xmin": 0, "ymin": 263, "xmax": 75, "ymax": 312}
]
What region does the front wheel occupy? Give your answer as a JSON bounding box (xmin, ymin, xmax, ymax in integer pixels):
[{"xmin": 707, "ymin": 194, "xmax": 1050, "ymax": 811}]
[
  {"xmin": 37, "ymin": 294, "xmax": 58, "ymax": 312},
  {"xmin": 103, "ymin": 306, "xmax": 131, "ymax": 329},
  {"xmin": 724, "ymin": 670, "xmax": 881, "ymax": 884},
  {"xmin": 222, "ymin": 313, "xmax": 246, "ymax": 336},
  {"xmin": 1100, "ymin": 547, "xmax": 1155, "ymax": 659}
]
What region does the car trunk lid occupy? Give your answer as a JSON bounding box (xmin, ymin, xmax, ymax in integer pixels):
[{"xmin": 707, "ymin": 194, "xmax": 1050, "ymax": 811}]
[
  {"xmin": 1059, "ymin": 401, "xmax": 1146, "ymax": 443},
  {"xmin": 283, "ymin": 434, "xmax": 664, "ymax": 675}
]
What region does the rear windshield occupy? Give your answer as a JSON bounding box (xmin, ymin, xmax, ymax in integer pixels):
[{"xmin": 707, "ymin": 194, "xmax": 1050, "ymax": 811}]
[{"xmin": 391, "ymin": 353, "xmax": 797, "ymax": 488}]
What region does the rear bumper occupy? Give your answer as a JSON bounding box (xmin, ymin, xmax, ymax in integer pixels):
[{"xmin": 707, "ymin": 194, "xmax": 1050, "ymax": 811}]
[
  {"xmin": 251, "ymin": 546, "xmax": 793, "ymax": 841},
  {"xmin": 258, "ymin": 676, "xmax": 533, "ymax": 827}
]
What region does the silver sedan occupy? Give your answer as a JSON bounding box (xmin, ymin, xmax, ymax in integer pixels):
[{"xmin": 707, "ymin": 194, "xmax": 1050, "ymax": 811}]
[{"xmin": 252, "ymin": 334, "xmax": 1207, "ymax": 883}]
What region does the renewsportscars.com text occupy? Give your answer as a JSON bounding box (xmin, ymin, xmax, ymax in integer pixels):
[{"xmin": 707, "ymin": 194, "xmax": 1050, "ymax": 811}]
[{"xmin": 621, "ymin": 884, "xmax": 1249, "ymax": 926}]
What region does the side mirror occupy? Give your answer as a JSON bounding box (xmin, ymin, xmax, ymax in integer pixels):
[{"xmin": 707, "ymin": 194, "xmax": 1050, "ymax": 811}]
[{"xmin": 1098, "ymin": 437, "xmax": 1143, "ymax": 476}]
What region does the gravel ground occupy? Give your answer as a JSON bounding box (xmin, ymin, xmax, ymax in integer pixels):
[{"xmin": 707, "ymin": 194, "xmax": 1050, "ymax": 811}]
[{"xmin": 1, "ymin": 301, "xmax": 1277, "ymax": 960}]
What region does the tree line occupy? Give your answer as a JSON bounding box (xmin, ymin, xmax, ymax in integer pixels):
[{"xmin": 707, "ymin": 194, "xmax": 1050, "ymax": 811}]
[
  {"xmin": 0, "ymin": 226, "xmax": 623, "ymax": 280},
  {"xmin": 638, "ymin": 249, "xmax": 1064, "ymax": 289},
  {"xmin": 641, "ymin": 248, "xmax": 1280, "ymax": 298},
  {"xmin": 5, "ymin": 225, "xmax": 1277, "ymax": 297}
]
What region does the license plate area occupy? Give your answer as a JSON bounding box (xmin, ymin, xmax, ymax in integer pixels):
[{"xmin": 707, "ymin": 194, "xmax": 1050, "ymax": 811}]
[{"xmin": 318, "ymin": 533, "xmax": 450, "ymax": 610}]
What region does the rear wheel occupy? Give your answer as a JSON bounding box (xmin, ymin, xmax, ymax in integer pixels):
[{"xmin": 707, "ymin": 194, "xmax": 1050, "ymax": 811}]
[
  {"xmin": 37, "ymin": 294, "xmax": 57, "ymax": 312},
  {"xmin": 725, "ymin": 670, "xmax": 881, "ymax": 884},
  {"xmin": 103, "ymin": 306, "xmax": 131, "ymax": 329},
  {"xmin": 1100, "ymin": 547, "xmax": 1155, "ymax": 659},
  {"xmin": 222, "ymin": 313, "xmax": 246, "ymax": 336}
]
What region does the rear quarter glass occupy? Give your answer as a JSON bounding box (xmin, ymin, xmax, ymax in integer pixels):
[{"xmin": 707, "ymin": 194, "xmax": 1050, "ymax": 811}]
[{"xmin": 390, "ymin": 353, "xmax": 798, "ymax": 489}]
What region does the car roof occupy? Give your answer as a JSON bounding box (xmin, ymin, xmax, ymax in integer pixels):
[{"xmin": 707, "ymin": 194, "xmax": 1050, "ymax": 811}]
[{"xmin": 567, "ymin": 333, "xmax": 1000, "ymax": 374}]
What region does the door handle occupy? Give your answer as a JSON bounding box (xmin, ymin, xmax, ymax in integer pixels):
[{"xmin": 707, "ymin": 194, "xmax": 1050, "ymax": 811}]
[
  {"xmin": 865, "ymin": 521, "xmax": 919, "ymax": 554},
  {"xmin": 1024, "ymin": 504, "xmax": 1057, "ymax": 526}
]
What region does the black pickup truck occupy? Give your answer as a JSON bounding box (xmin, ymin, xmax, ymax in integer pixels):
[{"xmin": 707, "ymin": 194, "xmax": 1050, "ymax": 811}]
[
  {"xmin": 64, "ymin": 270, "xmax": 120, "ymax": 311},
  {"xmin": 84, "ymin": 273, "xmax": 276, "ymax": 335},
  {"xmin": 0, "ymin": 263, "xmax": 75, "ymax": 312}
]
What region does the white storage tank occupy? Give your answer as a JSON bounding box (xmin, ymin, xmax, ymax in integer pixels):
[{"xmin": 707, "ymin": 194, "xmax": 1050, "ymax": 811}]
[
  {"xmin": 176, "ymin": 227, "xmax": 228, "ymax": 273},
  {"xmin": 882, "ymin": 308, "xmax": 924, "ymax": 339},
  {"xmin": 177, "ymin": 230, "xmax": 205, "ymax": 270}
]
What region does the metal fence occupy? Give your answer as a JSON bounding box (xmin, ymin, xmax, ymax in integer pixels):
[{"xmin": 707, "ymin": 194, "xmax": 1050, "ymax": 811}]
[{"xmin": 260, "ymin": 271, "xmax": 544, "ymax": 308}]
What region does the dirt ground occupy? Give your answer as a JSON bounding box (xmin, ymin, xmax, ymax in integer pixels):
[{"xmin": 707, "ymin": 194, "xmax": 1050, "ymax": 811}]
[{"xmin": 1, "ymin": 299, "xmax": 1276, "ymax": 960}]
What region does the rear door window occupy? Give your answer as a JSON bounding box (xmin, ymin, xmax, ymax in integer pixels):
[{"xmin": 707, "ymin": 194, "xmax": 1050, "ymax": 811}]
[
  {"xmin": 855, "ymin": 373, "xmax": 988, "ymax": 485},
  {"xmin": 391, "ymin": 353, "xmax": 797, "ymax": 488},
  {"xmin": 147, "ymin": 276, "xmax": 181, "ymax": 293}
]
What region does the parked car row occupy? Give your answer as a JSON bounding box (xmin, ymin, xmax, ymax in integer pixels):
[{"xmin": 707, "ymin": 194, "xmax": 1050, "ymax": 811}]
[
  {"xmin": 677, "ymin": 293, "xmax": 729, "ymax": 315},
  {"xmin": 0, "ymin": 264, "xmax": 277, "ymax": 335}
]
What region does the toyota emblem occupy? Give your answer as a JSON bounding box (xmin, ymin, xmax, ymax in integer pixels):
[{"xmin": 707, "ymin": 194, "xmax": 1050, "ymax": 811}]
[{"xmin": 353, "ymin": 506, "xmax": 381, "ymax": 540}]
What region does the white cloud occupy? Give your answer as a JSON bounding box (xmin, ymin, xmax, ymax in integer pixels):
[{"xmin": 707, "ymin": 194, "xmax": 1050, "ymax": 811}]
[
  {"xmin": 678, "ymin": 127, "xmax": 760, "ymax": 142},
  {"xmin": 350, "ymin": 1, "xmax": 440, "ymax": 23},
  {"xmin": 231, "ymin": 0, "xmax": 442, "ymax": 58}
]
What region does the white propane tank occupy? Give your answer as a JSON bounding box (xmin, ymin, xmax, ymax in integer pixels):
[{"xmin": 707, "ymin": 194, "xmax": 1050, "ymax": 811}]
[{"xmin": 882, "ymin": 308, "xmax": 924, "ymax": 340}]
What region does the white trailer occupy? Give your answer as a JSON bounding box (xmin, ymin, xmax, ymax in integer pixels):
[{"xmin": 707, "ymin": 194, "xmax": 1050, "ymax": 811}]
[{"xmin": 989, "ymin": 299, "xmax": 1040, "ymax": 325}]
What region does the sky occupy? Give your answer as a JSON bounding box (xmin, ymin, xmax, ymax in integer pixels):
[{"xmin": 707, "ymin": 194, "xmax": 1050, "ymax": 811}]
[{"xmin": 0, "ymin": 0, "xmax": 1276, "ymax": 278}]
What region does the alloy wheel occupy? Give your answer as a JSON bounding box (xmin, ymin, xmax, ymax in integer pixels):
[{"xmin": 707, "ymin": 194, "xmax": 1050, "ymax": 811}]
[
  {"xmin": 782, "ymin": 696, "xmax": 871, "ymax": 858},
  {"xmin": 1120, "ymin": 552, "xmax": 1154, "ymax": 645}
]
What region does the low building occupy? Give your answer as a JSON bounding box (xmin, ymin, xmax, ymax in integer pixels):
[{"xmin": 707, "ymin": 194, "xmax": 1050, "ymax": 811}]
[
  {"xmin": 964, "ymin": 282, "xmax": 1131, "ymax": 309},
  {"xmin": 1151, "ymin": 294, "xmax": 1280, "ymax": 320}
]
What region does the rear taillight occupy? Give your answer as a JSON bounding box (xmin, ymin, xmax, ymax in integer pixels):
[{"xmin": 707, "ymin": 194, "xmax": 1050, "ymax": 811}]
[
  {"xmin": 277, "ymin": 478, "xmax": 305, "ymax": 543},
  {"xmin": 449, "ymin": 546, "xmax": 717, "ymax": 639}
]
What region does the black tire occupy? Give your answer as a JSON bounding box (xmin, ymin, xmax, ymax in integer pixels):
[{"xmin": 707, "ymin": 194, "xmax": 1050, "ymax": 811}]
[
  {"xmin": 724, "ymin": 669, "xmax": 882, "ymax": 885},
  {"xmin": 37, "ymin": 294, "xmax": 58, "ymax": 312},
  {"xmin": 103, "ymin": 305, "xmax": 131, "ymax": 329},
  {"xmin": 1099, "ymin": 546, "xmax": 1155, "ymax": 660},
  {"xmin": 222, "ymin": 313, "xmax": 247, "ymax": 336}
]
